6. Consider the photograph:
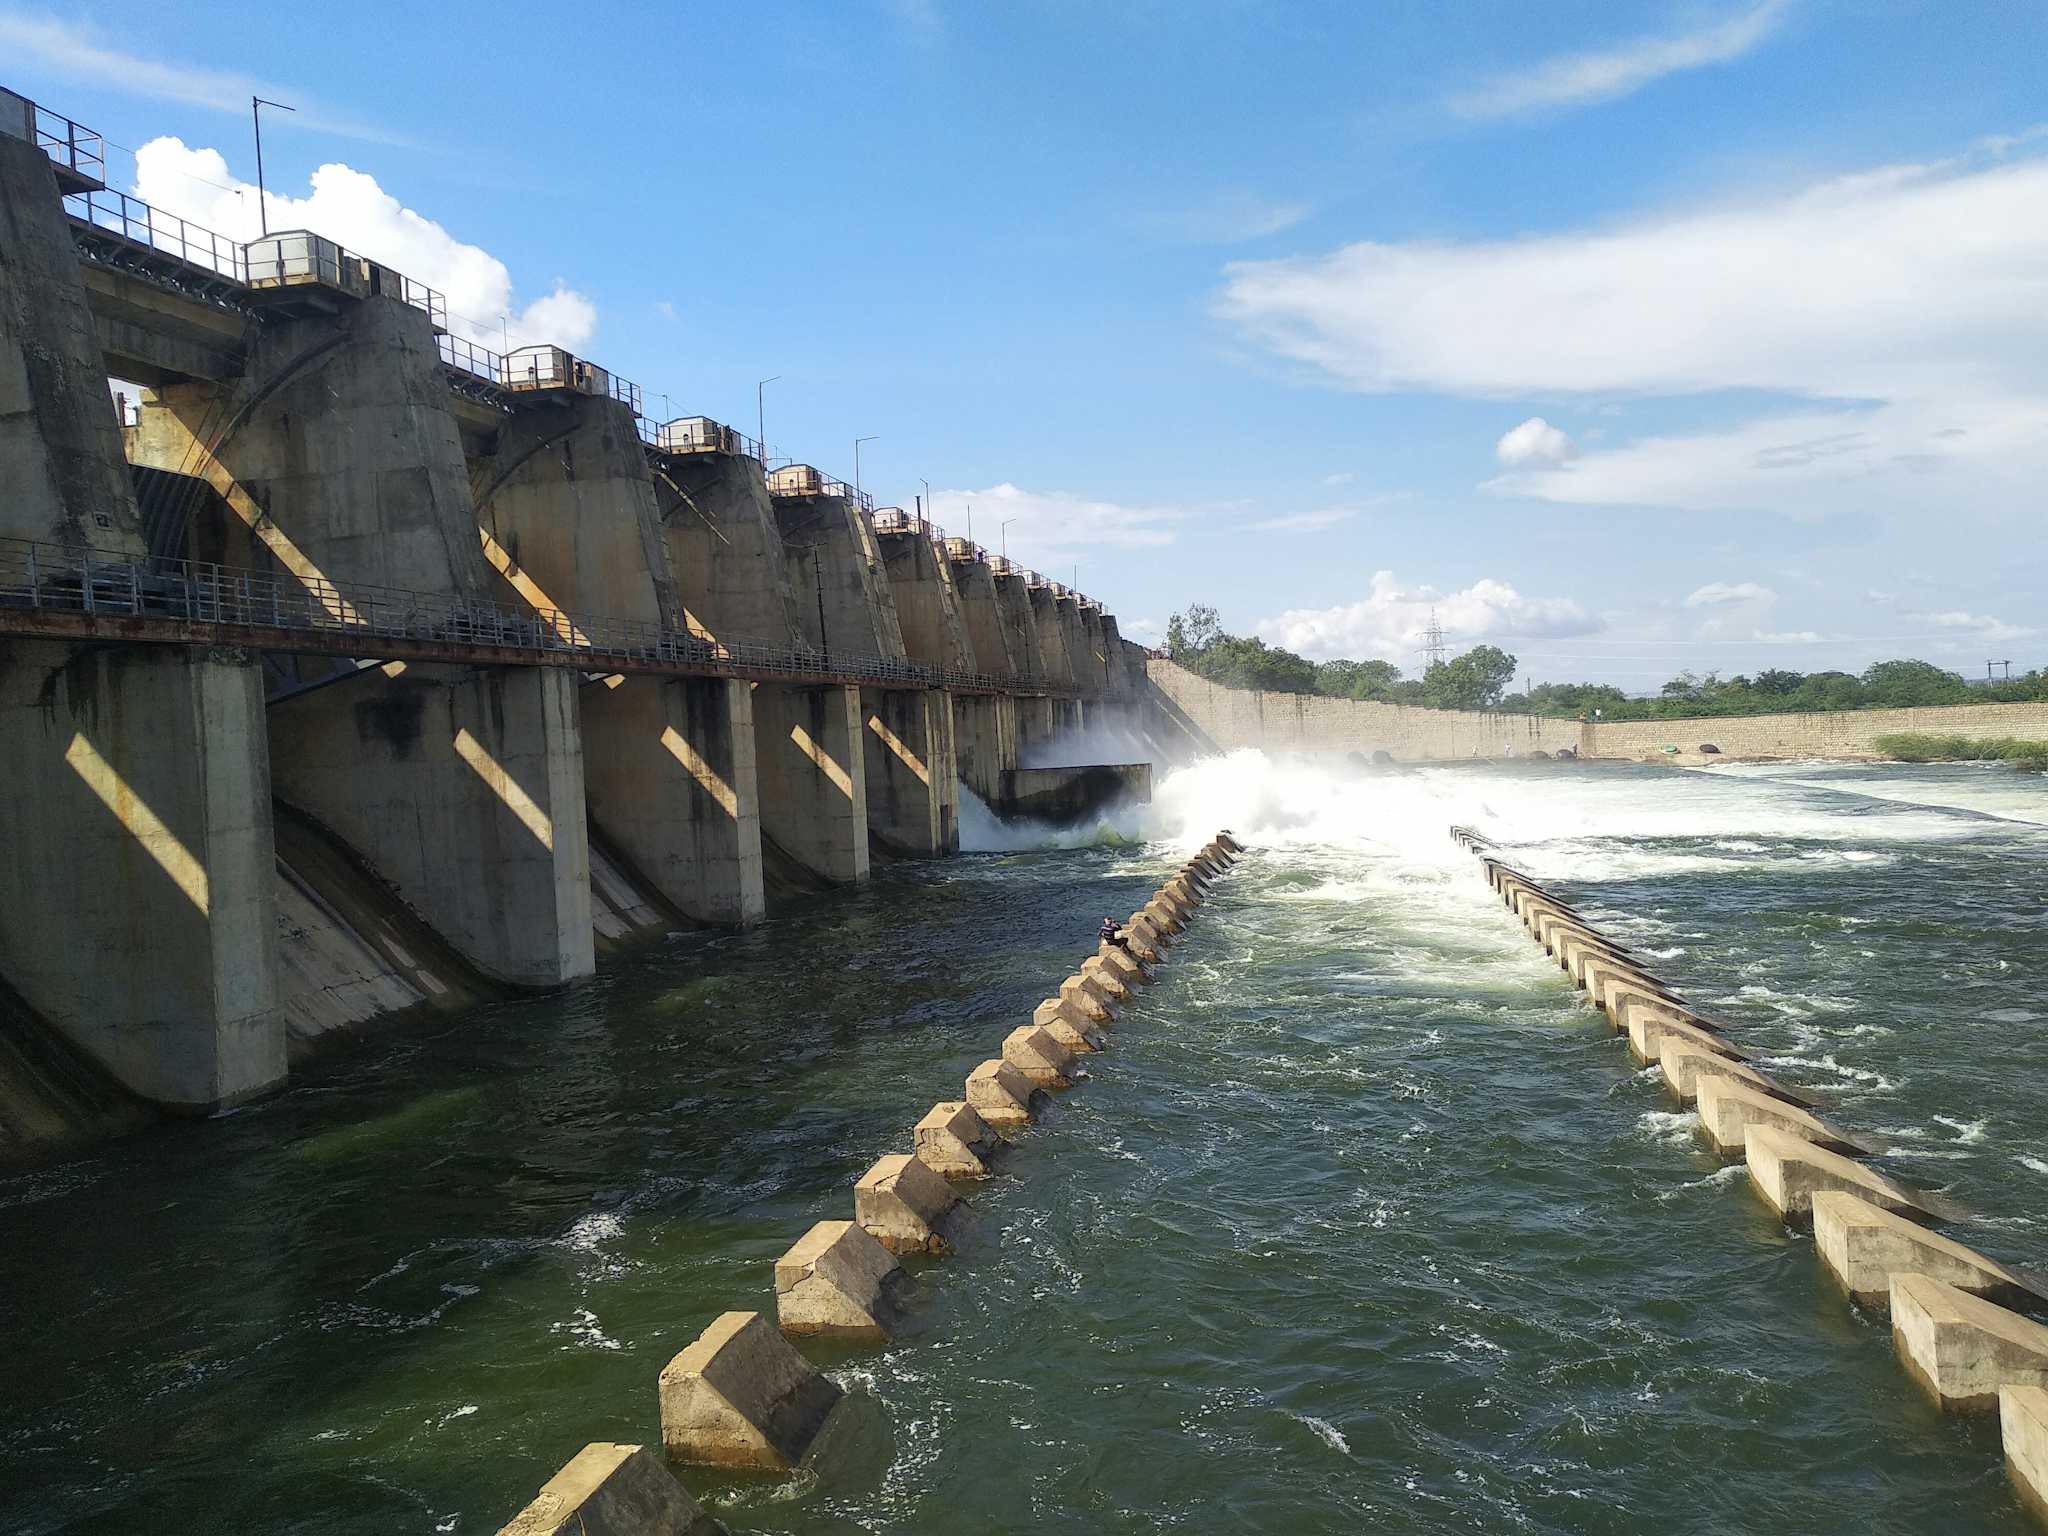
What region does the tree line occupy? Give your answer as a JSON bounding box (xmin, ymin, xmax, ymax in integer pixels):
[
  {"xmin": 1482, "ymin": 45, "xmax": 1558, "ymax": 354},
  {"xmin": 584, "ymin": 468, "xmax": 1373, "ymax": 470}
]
[{"xmin": 1162, "ymin": 603, "xmax": 2048, "ymax": 718}]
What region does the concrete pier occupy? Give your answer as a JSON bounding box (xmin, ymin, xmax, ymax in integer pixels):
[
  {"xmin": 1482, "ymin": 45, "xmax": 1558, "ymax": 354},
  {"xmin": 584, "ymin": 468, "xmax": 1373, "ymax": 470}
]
[
  {"xmin": 657, "ymin": 448, "xmax": 863, "ymax": 890},
  {"xmin": 1033, "ymin": 997, "xmax": 1106, "ymax": 1054},
  {"xmin": 659, "ymin": 1310, "xmax": 844, "ymax": 1471},
  {"xmin": 0, "ymin": 131, "xmax": 285, "ymax": 1113},
  {"xmin": 1002, "ymin": 1023, "xmax": 1077, "ymax": 1088},
  {"xmin": 872, "ymin": 524, "xmax": 965, "ymax": 853},
  {"xmin": 497, "ymin": 1442, "xmax": 721, "ymax": 1536},
  {"xmin": 1694, "ymin": 1075, "xmax": 1870, "ymax": 1158},
  {"xmin": 1814, "ymin": 1191, "xmax": 2043, "ymax": 1310},
  {"xmin": 1658, "ymin": 1037, "xmax": 1808, "ymax": 1107},
  {"xmin": 1060, "ymin": 972, "xmax": 1117, "ymax": 1023},
  {"xmin": 773, "ymin": 1220, "xmax": 905, "ymax": 1341},
  {"xmin": 135, "ymin": 293, "xmax": 596, "ymax": 986},
  {"xmin": 471, "ymin": 392, "xmax": 762, "ymax": 927},
  {"xmin": 1891, "ymin": 1273, "xmax": 2048, "ymax": 1413},
  {"xmin": 2003, "ymin": 1386, "xmax": 2048, "ymax": 1523},
  {"xmin": 854, "ymin": 1150, "xmax": 970, "ymax": 1255}
]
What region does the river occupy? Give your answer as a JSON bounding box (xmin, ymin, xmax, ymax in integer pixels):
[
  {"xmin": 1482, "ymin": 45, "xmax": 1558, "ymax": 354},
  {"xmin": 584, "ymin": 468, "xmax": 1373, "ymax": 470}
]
[{"xmin": 2, "ymin": 755, "xmax": 2044, "ymax": 1533}]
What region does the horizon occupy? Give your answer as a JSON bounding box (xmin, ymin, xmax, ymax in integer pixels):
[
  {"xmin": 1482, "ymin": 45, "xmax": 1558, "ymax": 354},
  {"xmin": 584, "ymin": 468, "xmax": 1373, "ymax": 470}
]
[{"xmin": 6, "ymin": 0, "xmax": 2043, "ymax": 687}]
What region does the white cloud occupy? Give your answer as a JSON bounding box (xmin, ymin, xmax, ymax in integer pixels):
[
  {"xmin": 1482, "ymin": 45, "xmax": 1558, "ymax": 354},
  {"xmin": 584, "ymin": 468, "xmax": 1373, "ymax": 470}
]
[
  {"xmin": 1684, "ymin": 580, "xmax": 1776, "ymax": 607},
  {"xmin": 928, "ymin": 484, "xmax": 1182, "ymax": 566},
  {"xmin": 1906, "ymin": 610, "xmax": 2037, "ymax": 644},
  {"xmin": 1221, "ymin": 137, "xmax": 2048, "ymax": 519},
  {"xmin": 1140, "ymin": 188, "xmax": 1311, "ymax": 244},
  {"xmin": 0, "ymin": 15, "xmax": 401, "ymax": 142},
  {"xmin": 1449, "ymin": 0, "xmax": 1791, "ymax": 119},
  {"xmin": 1122, "ymin": 617, "xmax": 1164, "ymax": 641},
  {"xmin": 1753, "ymin": 629, "xmax": 1824, "ymax": 644},
  {"xmin": 1321, "ymin": 471, "xmax": 1357, "ymax": 486},
  {"xmin": 1495, "ymin": 416, "xmax": 1575, "ymax": 468},
  {"xmin": 1255, "ymin": 570, "xmax": 1600, "ymax": 662},
  {"xmin": 1246, "ymin": 508, "xmax": 1354, "ymax": 533},
  {"xmin": 131, "ymin": 138, "xmax": 595, "ymax": 351}
]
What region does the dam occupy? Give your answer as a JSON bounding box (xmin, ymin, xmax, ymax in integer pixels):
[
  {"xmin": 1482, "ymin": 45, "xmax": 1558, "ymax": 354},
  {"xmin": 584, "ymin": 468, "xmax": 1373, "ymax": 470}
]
[{"xmin": 7, "ymin": 81, "xmax": 2048, "ymax": 1536}]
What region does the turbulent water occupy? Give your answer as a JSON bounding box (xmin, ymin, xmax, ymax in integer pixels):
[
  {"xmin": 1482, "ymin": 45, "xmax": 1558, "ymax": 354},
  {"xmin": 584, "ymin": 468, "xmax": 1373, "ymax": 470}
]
[{"xmin": 2, "ymin": 755, "xmax": 2046, "ymax": 1534}]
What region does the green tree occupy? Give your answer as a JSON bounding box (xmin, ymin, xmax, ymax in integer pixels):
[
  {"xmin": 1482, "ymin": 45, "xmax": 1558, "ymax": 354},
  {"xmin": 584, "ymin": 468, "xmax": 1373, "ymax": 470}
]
[
  {"xmin": 1314, "ymin": 657, "xmax": 1404, "ymax": 700},
  {"xmin": 1861, "ymin": 658, "xmax": 1972, "ymax": 707},
  {"xmin": 1422, "ymin": 645, "xmax": 1518, "ymax": 709}
]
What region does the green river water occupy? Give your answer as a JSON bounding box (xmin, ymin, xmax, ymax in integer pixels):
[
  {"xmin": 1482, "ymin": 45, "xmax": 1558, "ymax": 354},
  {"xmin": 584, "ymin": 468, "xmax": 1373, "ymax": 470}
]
[{"xmin": 2, "ymin": 755, "xmax": 2045, "ymax": 1533}]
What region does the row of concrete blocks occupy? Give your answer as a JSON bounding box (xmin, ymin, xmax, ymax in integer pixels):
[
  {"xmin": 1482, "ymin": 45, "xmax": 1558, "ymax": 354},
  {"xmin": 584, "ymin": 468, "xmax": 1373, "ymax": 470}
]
[
  {"xmin": 492, "ymin": 833, "xmax": 1247, "ymax": 1534},
  {"xmin": 1447, "ymin": 825, "xmax": 2048, "ymax": 1526}
]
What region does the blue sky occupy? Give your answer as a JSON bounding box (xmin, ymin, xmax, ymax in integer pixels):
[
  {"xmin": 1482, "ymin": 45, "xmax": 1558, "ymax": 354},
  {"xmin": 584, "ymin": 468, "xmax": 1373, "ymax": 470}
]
[{"xmin": 8, "ymin": 0, "xmax": 2046, "ymax": 689}]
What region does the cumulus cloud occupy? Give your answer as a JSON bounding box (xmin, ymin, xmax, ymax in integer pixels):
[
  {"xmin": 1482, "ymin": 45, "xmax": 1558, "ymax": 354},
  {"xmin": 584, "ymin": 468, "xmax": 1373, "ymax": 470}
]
[
  {"xmin": 927, "ymin": 484, "xmax": 1182, "ymax": 567},
  {"xmin": 1254, "ymin": 570, "xmax": 1600, "ymax": 662},
  {"xmin": 1906, "ymin": 609, "xmax": 2037, "ymax": 644},
  {"xmin": 1495, "ymin": 416, "xmax": 1576, "ymax": 468},
  {"xmin": 1449, "ymin": 0, "xmax": 1792, "ymax": 119},
  {"xmin": 131, "ymin": 138, "xmax": 595, "ymax": 351},
  {"xmin": 1684, "ymin": 581, "xmax": 1776, "ymax": 607}
]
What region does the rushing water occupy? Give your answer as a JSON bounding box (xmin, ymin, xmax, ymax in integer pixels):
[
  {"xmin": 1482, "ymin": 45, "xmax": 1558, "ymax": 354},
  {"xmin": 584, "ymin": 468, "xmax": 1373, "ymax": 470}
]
[{"xmin": 3, "ymin": 755, "xmax": 2046, "ymax": 1534}]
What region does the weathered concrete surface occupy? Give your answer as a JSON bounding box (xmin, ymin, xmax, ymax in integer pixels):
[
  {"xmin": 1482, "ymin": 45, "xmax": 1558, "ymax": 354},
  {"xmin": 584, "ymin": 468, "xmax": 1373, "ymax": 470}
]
[
  {"xmin": 1057, "ymin": 596, "xmax": 1100, "ymax": 693},
  {"xmin": 1002, "ymin": 1023, "xmax": 1076, "ymax": 1088},
  {"xmin": 1097, "ymin": 941, "xmax": 1151, "ymax": 986},
  {"xmin": 1627, "ymin": 1006, "xmax": 1745, "ymax": 1069},
  {"xmin": 952, "ymin": 692, "xmax": 1019, "ymax": 806},
  {"xmin": 581, "ymin": 675, "xmax": 765, "ymax": 926},
  {"xmin": 949, "ymin": 557, "xmax": 1016, "ymax": 678},
  {"xmin": 1892, "ymin": 1273, "xmax": 2048, "ymax": 1414},
  {"xmin": 0, "ymin": 132, "xmax": 144, "ymax": 551},
  {"xmin": 854, "ymin": 1150, "xmax": 969, "ymax": 1255},
  {"xmin": 1060, "ymin": 972, "xmax": 1116, "ymax": 1024},
  {"xmin": 1080, "ymin": 954, "xmax": 1133, "ymax": 1002},
  {"xmin": 914, "ymin": 1100, "xmax": 1001, "ymax": 1178},
  {"xmin": 1694, "ymin": 1075, "xmax": 1869, "ymax": 1158},
  {"xmin": 994, "ymin": 763, "xmax": 1150, "ymax": 826},
  {"xmin": 1028, "ymin": 588, "xmax": 1076, "ymax": 686},
  {"xmin": 2002, "ymin": 1385, "xmax": 2048, "ymax": 1523},
  {"xmin": 659, "ymin": 1310, "xmax": 844, "ymax": 1470},
  {"xmin": 1746, "ymin": 1124, "xmax": 1950, "ymax": 1226},
  {"xmin": 0, "ymin": 642, "xmax": 284, "ymax": 1112},
  {"xmin": 994, "ymin": 571, "xmax": 1048, "ymax": 685},
  {"xmin": 863, "ymin": 687, "xmax": 957, "ymax": 857},
  {"xmin": 1815, "ymin": 1192, "xmax": 2043, "ymax": 1311},
  {"xmin": 270, "ymin": 665, "xmax": 593, "ymax": 987},
  {"xmin": 881, "ymin": 531, "xmax": 975, "ymax": 675},
  {"xmin": 773, "ymin": 491, "xmax": 905, "ymax": 660},
  {"xmin": 774, "ymin": 1219, "xmax": 905, "ymax": 1341},
  {"xmin": 1658, "ymin": 1037, "xmax": 1805, "ymax": 1107},
  {"xmin": 752, "ymin": 684, "xmax": 868, "ymax": 885},
  {"xmin": 654, "ymin": 449, "xmax": 805, "ymax": 648},
  {"xmin": 1033, "ymin": 997, "xmax": 1106, "ymax": 1054},
  {"xmin": 965, "ymin": 1057, "xmax": 1039, "ymax": 1126},
  {"xmin": 1120, "ymin": 920, "xmax": 1166, "ymax": 965},
  {"xmin": 497, "ymin": 1442, "xmax": 721, "ymax": 1536}
]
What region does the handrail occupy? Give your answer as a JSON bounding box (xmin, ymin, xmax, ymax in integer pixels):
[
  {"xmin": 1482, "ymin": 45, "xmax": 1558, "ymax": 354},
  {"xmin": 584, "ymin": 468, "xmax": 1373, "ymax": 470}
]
[
  {"xmin": 31, "ymin": 100, "xmax": 106, "ymax": 185},
  {"xmin": 0, "ymin": 536, "xmax": 1097, "ymax": 698},
  {"xmin": 64, "ymin": 188, "xmax": 248, "ymax": 282}
]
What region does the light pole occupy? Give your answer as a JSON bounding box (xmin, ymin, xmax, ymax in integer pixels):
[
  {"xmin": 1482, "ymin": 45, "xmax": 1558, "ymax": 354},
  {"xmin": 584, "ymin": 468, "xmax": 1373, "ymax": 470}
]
[
  {"xmin": 251, "ymin": 96, "xmax": 295, "ymax": 237},
  {"xmin": 919, "ymin": 478, "xmax": 932, "ymax": 535},
  {"xmin": 1001, "ymin": 517, "xmax": 1016, "ymax": 558},
  {"xmin": 853, "ymin": 435, "xmax": 879, "ymax": 506},
  {"xmin": 756, "ymin": 375, "xmax": 779, "ymax": 461}
]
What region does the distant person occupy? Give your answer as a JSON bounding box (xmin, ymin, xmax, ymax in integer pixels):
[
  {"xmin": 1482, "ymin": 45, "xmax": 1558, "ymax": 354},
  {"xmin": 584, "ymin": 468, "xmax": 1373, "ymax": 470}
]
[{"xmin": 1099, "ymin": 916, "xmax": 1125, "ymax": 949}]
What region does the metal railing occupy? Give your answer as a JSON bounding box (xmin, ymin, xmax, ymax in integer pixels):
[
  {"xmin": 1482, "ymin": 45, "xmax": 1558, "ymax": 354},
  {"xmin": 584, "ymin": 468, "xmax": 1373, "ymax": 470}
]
[
  {"xmin": 32, "ymin": 100, "xmax": 105, "ymax": 185},
  {"xmin": 439, "ymin": 333, "xmax": 506, "ymax": 385},
  {"xmin": 65, "ymin": 188, "xmax": 249, "ymax": 282},
  {"xmin": 0, "ymin": 536, "xmax": 1094, "ymax": 698}
]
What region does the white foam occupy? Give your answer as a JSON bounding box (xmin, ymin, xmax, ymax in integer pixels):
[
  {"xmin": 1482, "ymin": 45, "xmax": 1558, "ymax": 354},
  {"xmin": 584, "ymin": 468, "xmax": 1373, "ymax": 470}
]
[{"xmin": 1292, "ymin": 1413, "xmax": 1352, "ymax": 1455}]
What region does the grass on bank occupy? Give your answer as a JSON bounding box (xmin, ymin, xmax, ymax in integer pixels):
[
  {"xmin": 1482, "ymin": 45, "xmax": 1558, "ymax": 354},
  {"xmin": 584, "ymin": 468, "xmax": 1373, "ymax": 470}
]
[{"xmin": 1873, "ymin": 733, "xmax": 2048, "ymax": 772}]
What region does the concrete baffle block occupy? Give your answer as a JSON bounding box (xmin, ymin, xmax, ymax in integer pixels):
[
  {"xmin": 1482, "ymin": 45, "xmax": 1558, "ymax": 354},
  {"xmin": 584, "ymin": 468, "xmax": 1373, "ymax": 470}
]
[
  {"xmin": 854, "ymin": 1151, "xmax": 970, "ymax": 1255},
  {"xmin": 498, "ymin": 1442, "xmax": 722, "ymax": 1536},
  {"xmin": 1581, "ymin": 955, "xmax": 1682, "ymax": 1012},
  {"xmin": 1815, "ymin": 1192, "xmax": 2043, "ymax": 1311},
  {"xmin": 1618, "ymin": 992, "xmax": 1735, "ymax": 1059},
  {"xmin": 1217, "ymin": 832, "xmax": 1244, "ymax": 853},
  {"xmin": 1658, "ymin": 1037, "xmax": 1808, "ymax": 1108},
  {"xmin": 915, "ymin": 1100, "xmax": 1002, "ymax": 1178},
  {"xmin": 659, "ymin": 1311, "xmax": 844, "ymax": 1471},
  {"xmin": 1144, "ymin": 898, "xmax": 1188, "ymax": 935},
  {"xmin": 1892, "ymin": 1273, "xmax": 2048, "ymax": 1414},
  {"xmin": 966, "ymin": 1058, "xmax": 1039, "ymax": 1126},
  {"xmin": 1164, "ymin": 876, "xmax": 1202, "ymax": 908},
  {"xmin": 1695, "ymin": 1076, "xmax": 1869, "ymax": 1159},
  {"xmin": 1745, "ymin": 1124, "xmax": 1952, "ymax": 1226},
  {"xmin": 1080, "ymin": 955, "xmax": 1134, "ymax": 1003},
  {"xmin": 1126, "ymin": 912, "xmax": 1172, "ymax": 953},
  {"xmin": 1097, "ymin": 942, "xmax": 1150, "ymax": 986},
  {"xmin": 774, "ymin": 1220, "xmax": 906, "ymax": 1341},
  {"xmin": 1003, "ymin": 1023, "xmax": 1077, "ymax": 1088},
  {"xmin": 1060, "ymin": 973, "xmax": 1116, "ymax": 1024},
  {"xmin": 1033, "ymin": 998, "xmax": 1105, "ymax": 1054},
  {"xmin": 2002, "ymin": 1385, "xmax": 2048, "ymax": 1523}
]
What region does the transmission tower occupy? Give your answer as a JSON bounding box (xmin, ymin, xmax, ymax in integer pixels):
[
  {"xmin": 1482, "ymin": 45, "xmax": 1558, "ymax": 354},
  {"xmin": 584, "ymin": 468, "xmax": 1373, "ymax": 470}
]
[{"xmin": 1420, "ymin": 608, "xmax": 1449, "ymax": 673}]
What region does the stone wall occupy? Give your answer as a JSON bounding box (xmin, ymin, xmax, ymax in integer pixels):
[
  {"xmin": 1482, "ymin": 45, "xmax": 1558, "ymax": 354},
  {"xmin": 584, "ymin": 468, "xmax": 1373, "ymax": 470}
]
[{"xmin": 1583, "ymin": 701, "xmax": 2048, "ymax": 762}]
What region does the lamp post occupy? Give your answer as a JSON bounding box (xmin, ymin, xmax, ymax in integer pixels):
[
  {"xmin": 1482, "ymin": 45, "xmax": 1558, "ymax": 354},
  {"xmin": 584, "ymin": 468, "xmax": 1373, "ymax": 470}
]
[
  {"xmin": 919, "ymin": 478, "xmax": 931, "ymax": 535},
  {"xmin": 251, "ymin": 96, "xmax": 296, "ymax": 237},
  {"xmin": 853, "ymin": 435, "xmax": 879, "ymax": 507},
  {"xmin": 756, "ymin": 376, "xmax": 779, "ymax": 461},
  {"xmin": 1001, "ymin": 517, "xmax": 1017, "ymax": 559}
]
